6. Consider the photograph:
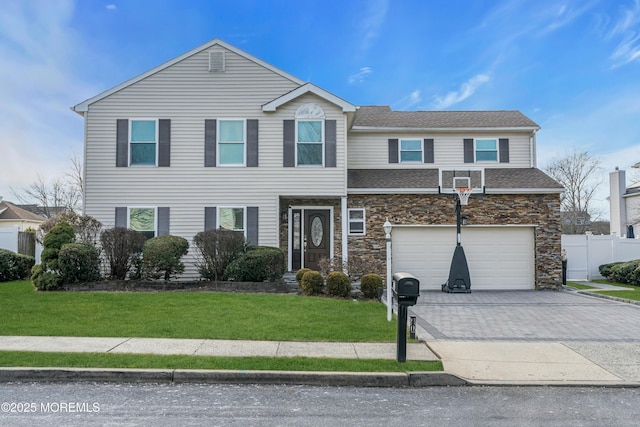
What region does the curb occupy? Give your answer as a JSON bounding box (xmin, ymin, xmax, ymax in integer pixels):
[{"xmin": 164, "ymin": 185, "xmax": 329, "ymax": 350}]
[{"xmin": 0, "ymin": 368, "xmax": 468, "ymax": 388}]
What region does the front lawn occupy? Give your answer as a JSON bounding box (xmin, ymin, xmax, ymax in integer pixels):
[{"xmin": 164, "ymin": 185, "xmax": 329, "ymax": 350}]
[
  {"xmin": 565, "ymin": 281, "xmax": 598, "ymax": 290},
  {"xmin": 0, "ymin": 281, "xmax": 396, "ymax": 342},
  {"xmin": 591, "ymin": 280, "xmax": 640, "ymax": 301}
]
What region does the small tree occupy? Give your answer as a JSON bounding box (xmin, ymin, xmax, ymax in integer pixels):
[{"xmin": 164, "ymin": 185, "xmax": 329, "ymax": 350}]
[
  {"xmin": 142, "ymin": 235, "xmax": 189, "ymax": 281},
  {"xmin": 37, "ymin": 212, "xmax": 102, "ymax": 245},
  {"xmin": 192, "ymin": 229, "xmax": 246, "ymax": 281},
  {"xmin": 41, "ymin": 221, "xmax": 75, "ymax": 271},
  {"xmin": 100, "ymin": 227, "xmax": 146, "ymax": 280}
]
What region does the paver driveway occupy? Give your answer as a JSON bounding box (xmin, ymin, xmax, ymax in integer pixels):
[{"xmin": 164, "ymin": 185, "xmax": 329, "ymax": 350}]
[{"xmin": 409, "ymin": 289, "xmax": 640, "ymax": 342}]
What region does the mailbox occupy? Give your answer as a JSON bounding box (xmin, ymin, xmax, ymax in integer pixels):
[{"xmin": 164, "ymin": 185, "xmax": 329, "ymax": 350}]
[{"xmin": 392, "ymin": 272, "xmax": 420, "ymax": 306}]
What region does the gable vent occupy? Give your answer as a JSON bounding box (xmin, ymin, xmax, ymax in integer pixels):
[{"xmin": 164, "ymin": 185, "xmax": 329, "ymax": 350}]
[{"xmin": 209, "ymin": 51, "xmax": 225, "ymax": 72}]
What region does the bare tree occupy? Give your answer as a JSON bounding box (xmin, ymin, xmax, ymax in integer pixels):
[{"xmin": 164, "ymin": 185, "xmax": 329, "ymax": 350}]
[
  {"xmin": 545, "ymin": 148, "xmax": 602, "ymax": 234},
  {"xmin": 10, "ymin": 155, "xmax": 83, "ymax": 216}
]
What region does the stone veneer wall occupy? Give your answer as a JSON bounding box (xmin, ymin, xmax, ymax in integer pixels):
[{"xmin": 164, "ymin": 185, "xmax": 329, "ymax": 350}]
[{"xmin": 347, "ymin": 193, "xmax": 562, "ymax": 290}]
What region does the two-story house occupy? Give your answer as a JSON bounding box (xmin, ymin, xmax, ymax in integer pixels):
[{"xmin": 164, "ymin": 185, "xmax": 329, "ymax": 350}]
[{"xmin": 72, "ymin": 39, "xmax": 563, "ymax": 290}]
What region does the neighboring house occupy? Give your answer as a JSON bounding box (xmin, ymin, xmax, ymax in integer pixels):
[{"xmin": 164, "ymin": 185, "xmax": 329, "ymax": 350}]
[
  {"xmin": 0, "ymin": 198, "xmax": 46, "ymax": 231},
  {"xmin": 16, "ymin": 204, "xmax": 68, "ymax": 219},
  {"xmin": 72, "ymin": 39, "xmax": 563, "ymax": 290},
  {"xmin": 610, "ymin": 167, "xmax": 640, "ymax": 237}
]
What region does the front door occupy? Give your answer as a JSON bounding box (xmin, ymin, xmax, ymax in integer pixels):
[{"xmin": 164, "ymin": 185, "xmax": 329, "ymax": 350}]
[{"xmin": 303, "ymin": 209, "xmax": 330, "ymax": 271}]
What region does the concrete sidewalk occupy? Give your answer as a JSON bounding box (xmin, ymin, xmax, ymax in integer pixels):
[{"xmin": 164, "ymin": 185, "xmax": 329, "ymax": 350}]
[{"xmin": 1, "ymin": 335, "xmax": 639, "ymax": 387}]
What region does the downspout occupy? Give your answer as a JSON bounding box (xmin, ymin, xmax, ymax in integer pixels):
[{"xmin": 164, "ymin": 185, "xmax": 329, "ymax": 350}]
[{"xmin": 529, "ymin": 130, "xmax": 536, "ymax": 168}]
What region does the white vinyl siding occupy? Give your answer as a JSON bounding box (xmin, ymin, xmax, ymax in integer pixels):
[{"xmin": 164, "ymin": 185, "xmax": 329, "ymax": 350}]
[
  {"xmin": 348, "ymin": 133, "xmax": 532, "ymax": 169},
  {"xmin": 83, "ymin": 47, "xmax": 347, "ymax": 278}
]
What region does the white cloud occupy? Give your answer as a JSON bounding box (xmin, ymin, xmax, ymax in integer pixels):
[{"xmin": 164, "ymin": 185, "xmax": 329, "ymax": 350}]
[
  {"xmin": 608, "ymin": 0, "xmax": 640, "ymax": 67},
  {"xmin": 392, "ymin": 89, "xmax": 422, "ymax": 111},
  {"xmin": 360, "ymin": 0, "xmax": 388, "ymax": 52},
  {"xmin": 347, "ymin": 67, "xmax": 372, "ymax": 84},
  {"xmin": 106, "ymin": 4, "xmax": 117, "ymax": 11},
  {"xmin": 431, "ymin": 74, "xmax": 490, "ymax": 109}
]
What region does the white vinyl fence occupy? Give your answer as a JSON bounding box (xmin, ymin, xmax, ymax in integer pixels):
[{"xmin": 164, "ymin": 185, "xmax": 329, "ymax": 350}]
[
  {"xmin": 562, "ymin": 233, "xmax": 640, "ymax": 281},
  {"xmin": 0, "ymin": 226, "xmax": 42, "ymax": 264}
]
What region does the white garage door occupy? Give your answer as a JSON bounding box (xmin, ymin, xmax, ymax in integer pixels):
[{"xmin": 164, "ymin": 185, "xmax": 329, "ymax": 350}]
[{"xmin": 391, "ymin": 226, "xmax": 535, "ymax": 290}]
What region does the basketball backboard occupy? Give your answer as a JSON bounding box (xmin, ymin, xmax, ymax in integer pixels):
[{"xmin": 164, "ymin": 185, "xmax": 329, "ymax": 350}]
[{"xmin": 439, "ymin": 168, "xmax": 485, "ymax": 194}]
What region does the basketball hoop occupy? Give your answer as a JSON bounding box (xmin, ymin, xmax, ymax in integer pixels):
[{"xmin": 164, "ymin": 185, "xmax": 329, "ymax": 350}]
[{"xmin": 455, "ymin": 187, "xmax": 473, "ymax": 205}]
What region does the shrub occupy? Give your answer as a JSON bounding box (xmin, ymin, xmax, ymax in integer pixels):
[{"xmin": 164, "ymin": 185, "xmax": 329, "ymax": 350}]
[
  {"xmin": 100, "ymin": 227, "xmax": 146, "ymax": 280},
  {"xmin": 325, "ymin": 271, "xmax": 352, "ymax": 298},
  {"xmin": 224, "ymin": 246, "xmax": 285, "ymax": 282},
  {"xmin": 31, "ymin": 264, "xmax": 62, "ymax": 291},
  {"xmin": 599, "ymin": 262, "xmax": 624, "ymax": 279},
  {"xmin": 58, "ymin": 243, "xmax": 101, "ymax": 284},
  {"xmin": 300, "ymin": 270, "xmax": 324, "ymax": 296},
  {"xmin": 37, "ymin": 212, "xmax": 102, "ymax": 245},
  {"xmin": 360, "ymin": 273, "xmax": 383, "ymax": 299},
  {"xmin": 318, "ymin": 255, "xmax": 379, "ymax": 281},
  {"xmin": 193, "ymin": 229, "xmax": 246, "ymax": 281},
  {"xmin": 295, "ymin": 268, "xmax": 311, "ymax": 284},
  {"xmin": 0, "ymin": 249, "xmax": 35, "ymax": 282},
  {"xmin": 142, "ymin": 235, "xmax": 189, "ymax": 281},
  {"xmin": 610, "ymin": 260, "xmax": 640, "ymax": 285},
  {"xmin": 41, "ymin": 221, "xmax": 75, "ymax": 271}
]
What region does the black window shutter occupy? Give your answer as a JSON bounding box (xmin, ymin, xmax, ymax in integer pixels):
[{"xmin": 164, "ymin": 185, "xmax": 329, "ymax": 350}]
[
  {"xmin": 158, "ymin": 119, "xmax": 171, "ymax": 167},
  {"xmin": 464, "ymin": 139, "xmax": 474, "ymax": 163},
  {"xmin": 499, "ymin": 138, "xmax": 510, "ymax": 163},
  {"xmin": 204, "ymin": 119, "xmax": 217, "ymax": 167},
  {"xmin": 424, "ymin": 138, "xmax": 434, "ymax": 163},
  {"xmin": 116, "ymin": 119, "xmax": 128, "ymax": 167},
  {"xmin": 388, "ymin": 139, "xmax": 399, "ymax": 163},
  {"xmin": 247, "ymin": 207, "xmax": 259, "ymax": 245},
  {"xmin": 204, "ymin": 207, "xmax": 217, "ymax": 231},
  {"xmin": 283, "ymin": 120, "xmax": 295, "ymax": 167},
  {"xmin": 325, "ymin": 120, "xmax": 337, "ymax": 167},
  {"xmin": 115, "ymin": 207, "xmax": 127, "ymax": 228},
  {"xmin": 158, "ymin": 207, "xmax": 170, "ymax": 236},
  {"xmin": 247, "ymin": 119, "xmax": 259, "ymax": 167}
]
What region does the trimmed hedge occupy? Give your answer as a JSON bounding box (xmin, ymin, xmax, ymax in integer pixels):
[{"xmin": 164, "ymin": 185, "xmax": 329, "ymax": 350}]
[
  {"xmin": 295, "ymin": 268, "xmax": 311, "ymax": 284},
  {"xmin": 301, "ymin": 270, "xmax": 324, "ymax": 296},
  {"xmin": 142, "ymin": 235, "xmax": 189, "ymax": 281},
  {"xmin": 599, "ymin": 260, "xmax": 640, "ymax": 286},
  {"xmin": 360, "ymin": 274, "xmax": 383, "ymax": 299},
  {"xmin": 0, "ymin": 249, "xmax": 35, "ymax": 282},
  {"xmin": 224, "ymin": 246, "xmax": 285, "ymax": 282},
  {"xmin": 325, "ymin": 271, "xmax": 352, "ymax": 298},
  {"xmin": 58, "ymin": 243, "xmax": 101, "ymax": 284}
]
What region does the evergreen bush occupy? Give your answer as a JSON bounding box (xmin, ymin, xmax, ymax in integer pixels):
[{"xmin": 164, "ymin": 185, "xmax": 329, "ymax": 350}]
[
  {"xmin": 0, "ymin": 249, "xmax": 35, "ymax": 282},
  {"xmin": 142, "ymin": 235, "xmax": 189, "ymax": 281},
  {"xmin": 224, "ymin": 246, "xmax": 285, "ymax": 282},
  {"xmin": 295, "ymin": 268, "xmax": 311, "ymax": 284},
  {"xmin": 360, "ymin": 273, "xmax": 383, "ymax": 299},
  {"xmin": 325, "ymin": 271, "xmax": 352, "ymax": 298},
  {"xmin": 300, "ymin": 270, "xmax": 324, "ymax": 296},
  {"xmin": 58, "ymin": 243, "xmax": 101, "ymax": 284}
]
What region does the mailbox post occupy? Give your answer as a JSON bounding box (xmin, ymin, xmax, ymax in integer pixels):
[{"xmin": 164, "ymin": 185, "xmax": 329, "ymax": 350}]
[{"xmin": 392, "ymin": 272, "xmax": 420, "ymax": 362}]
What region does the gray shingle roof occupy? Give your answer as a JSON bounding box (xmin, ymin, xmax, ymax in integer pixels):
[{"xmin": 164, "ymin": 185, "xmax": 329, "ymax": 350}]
[
  {"xmin": 0, "ymin": 201, "xmax": 47, "ymax": 222},
  {"xmin": 353, "ymin": 106, "xmax": 540, "ymax": 129},
  {"xmin": 348, "ymin": 168, "xmax": 563, "ymax": 191}
]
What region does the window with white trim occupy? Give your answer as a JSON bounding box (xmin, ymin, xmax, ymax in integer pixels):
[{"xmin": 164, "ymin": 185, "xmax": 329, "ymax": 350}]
[
  {"xmin": 400, "ymin": 139, "xmax": 422, "ymax": 162},
  {"xmin": 218, "ymin": 207, "xmax": 245, "ymax": 234},
  {"xmin": 218, "ymin": 120, "xmax": 245, "ymax": 166},
  {"xmin": 348, "ymin": 208, "xmax": 366, "ymax": 235},
  {"xmin": 475, "ymin": 138, "xmax": 498, "ymax": 162},
  {"xmin": 128, "ymin": 207, "xmax": 156, "ymax": 239},
  {"xmin": 130, "ymin": 120, "xmax": 158, "ymax": 166},
  {"xmin": 296, "ymin": 120, "xmax": 323, "ymax": 166}
]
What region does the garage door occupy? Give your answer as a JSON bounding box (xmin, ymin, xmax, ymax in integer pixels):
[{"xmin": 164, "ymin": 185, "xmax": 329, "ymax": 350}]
[{"xmin": 391, "ymin": 226, "xmax": 534, "ymax": 290}]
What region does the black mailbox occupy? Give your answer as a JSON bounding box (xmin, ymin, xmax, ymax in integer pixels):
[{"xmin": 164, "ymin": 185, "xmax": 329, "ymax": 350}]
[{"xmin": 392, "ymin": 272, "xmax": 420, "ymax": 305}]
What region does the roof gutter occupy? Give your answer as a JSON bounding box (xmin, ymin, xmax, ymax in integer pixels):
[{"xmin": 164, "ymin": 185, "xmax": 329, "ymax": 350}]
[{"xmin": 350, "ymin": 126, "xmax": 541, "ymax": 133}]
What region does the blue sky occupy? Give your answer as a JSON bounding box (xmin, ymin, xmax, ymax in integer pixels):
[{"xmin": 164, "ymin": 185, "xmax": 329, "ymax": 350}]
[{"xmin": 1, "ymin": 0, "xmax": 639, "ymax": 219}]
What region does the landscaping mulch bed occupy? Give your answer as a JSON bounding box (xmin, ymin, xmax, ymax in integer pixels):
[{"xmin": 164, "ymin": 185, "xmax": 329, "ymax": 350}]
[{"xmin": 62, "ymin": 280, "xmax": 293, "ymax": 293}]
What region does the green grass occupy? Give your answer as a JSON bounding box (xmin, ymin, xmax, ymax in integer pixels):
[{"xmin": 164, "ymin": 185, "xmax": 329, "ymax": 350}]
[
  {"xmin": 589, "ymin": 280, "xmax": 640, "ymax": 301},
  {"xmin": 0, "ymin": 281, "xmax": 396, "ymax": 342},
  {"xmin": 565, "ymin": 281, "xmax": 598, "ymax": 290},
  {"xmin": 0, "ymin": 351, "xmax": 442, "ymax": 372}
]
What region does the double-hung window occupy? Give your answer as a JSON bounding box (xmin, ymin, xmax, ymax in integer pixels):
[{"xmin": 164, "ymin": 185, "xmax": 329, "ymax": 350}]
[
  {"xmin": 130, "ymin": 120, "xmax": 158, "ymax": 166},
  {"xmin": 348, "ymin": 209, "xmax": 366, "ymax": 235},
  {"xmin": 218, "ymin": 120, "xmax": 245, "ymax": 166},
  {"xmin": 475, "ymin": 138, "xmax": 498, "ymax": 162},
  {"xmin": 218, "ymin": 207, "xmax": 245, "ymax": 234},
  {"xmin": 400, "ymin": 139, "xmax": 423, "ymax": 162},
  {"xmin": 296, "ymin": 120, "xmax": 323, "ymax": 166},
  {"xmin": 128, "ymin": 207, "xmax": 156, "ymax": 240}
]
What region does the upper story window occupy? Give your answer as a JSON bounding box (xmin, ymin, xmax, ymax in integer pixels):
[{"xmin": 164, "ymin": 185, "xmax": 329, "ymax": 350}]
[
  {"xmin": 218, "ymin": 119, "xmax": 245, "ymax": 166},
  {"xmin": 475, "ymin": 138, "xmax": 498, "ymax": 162},
  {"xmin": 128, "ymin": 207, "xmax": 156, "ymax": 239},
  {"xmin": 295, "ymin": 103, "xmax": 325, "ymax": 166},
  {"xmin": 400, "ymin": 139, "xmax": 423, "ymax": 162},
  {"xmin": 130, "ymin": 120, "xmax": 157, "ymax": 166}
]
